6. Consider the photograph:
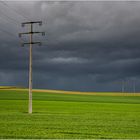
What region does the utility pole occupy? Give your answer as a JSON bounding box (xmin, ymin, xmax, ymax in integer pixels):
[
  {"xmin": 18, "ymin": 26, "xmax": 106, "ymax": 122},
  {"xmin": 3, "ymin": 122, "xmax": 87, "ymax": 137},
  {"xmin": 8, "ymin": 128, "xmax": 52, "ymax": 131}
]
[
  {"xmin": 121, "ymin": 80, "xmax": 125, "ymax": 93},
  {"xmin": 133, "ymin": 79, "xmax": 136, "ymax": 93},
  {"xmin": 19, "ymin": 21, "xmax": 45, "ymax": 114}
]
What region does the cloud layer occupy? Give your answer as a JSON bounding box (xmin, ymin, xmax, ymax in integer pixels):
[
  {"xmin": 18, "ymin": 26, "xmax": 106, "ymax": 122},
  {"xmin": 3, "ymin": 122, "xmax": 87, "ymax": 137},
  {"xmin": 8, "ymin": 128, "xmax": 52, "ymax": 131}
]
[{"xmin": 0, "ymin": 1, "xmax": 140, "ymax": 92}]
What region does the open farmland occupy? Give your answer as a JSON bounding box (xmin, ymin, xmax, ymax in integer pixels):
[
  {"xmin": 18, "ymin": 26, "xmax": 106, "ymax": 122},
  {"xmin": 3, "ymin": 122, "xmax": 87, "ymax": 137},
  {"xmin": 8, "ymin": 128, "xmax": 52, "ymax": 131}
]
[{"xmin": 0, "ymin": 89, "xmax": 140, "ymax": 139}]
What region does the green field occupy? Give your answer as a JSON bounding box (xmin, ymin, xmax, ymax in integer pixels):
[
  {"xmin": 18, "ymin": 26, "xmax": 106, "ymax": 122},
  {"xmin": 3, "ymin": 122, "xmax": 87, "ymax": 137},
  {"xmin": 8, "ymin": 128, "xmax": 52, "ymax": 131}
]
[{"xmin": 0, "ymin": 89, "xmax": 140, "ymax": 139}]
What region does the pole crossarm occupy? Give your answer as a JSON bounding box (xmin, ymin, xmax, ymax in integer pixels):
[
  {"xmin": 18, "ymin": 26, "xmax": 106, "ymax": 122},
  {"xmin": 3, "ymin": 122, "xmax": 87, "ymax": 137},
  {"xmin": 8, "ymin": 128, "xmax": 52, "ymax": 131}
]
[
  {"xmin": 22, "ymin": 21, "xmax": 42, "ymax": 27},
  {"xmin": 19, "ymin": 32, "xmax": 45, "ymax": 37},
  {"xmin": 21, "ymin": 42, "xmax": 42, "ymax": 47},
  {"xmin": 19, "ymin": 21, "xmax": 45, "ymax": 114}
]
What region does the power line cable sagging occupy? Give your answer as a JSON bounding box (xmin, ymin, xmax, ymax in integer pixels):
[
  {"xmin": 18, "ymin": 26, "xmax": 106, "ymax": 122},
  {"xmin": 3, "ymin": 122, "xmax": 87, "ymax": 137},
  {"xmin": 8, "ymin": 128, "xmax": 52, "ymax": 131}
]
[
  {"xmin": 0, "ymin": 1, "xmax": 29, "ymax": 41},
  {"xmin": 0, "ymin": 0, "xmax": 30, "ymax": 21}
]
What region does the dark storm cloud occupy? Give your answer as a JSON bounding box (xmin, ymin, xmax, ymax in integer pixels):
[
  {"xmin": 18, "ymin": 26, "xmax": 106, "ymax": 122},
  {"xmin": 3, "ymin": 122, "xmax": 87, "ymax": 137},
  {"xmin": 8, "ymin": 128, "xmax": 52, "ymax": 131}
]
[{"xmin": 1, "ymin": 1, "xmax": 140, "ymax": 91}]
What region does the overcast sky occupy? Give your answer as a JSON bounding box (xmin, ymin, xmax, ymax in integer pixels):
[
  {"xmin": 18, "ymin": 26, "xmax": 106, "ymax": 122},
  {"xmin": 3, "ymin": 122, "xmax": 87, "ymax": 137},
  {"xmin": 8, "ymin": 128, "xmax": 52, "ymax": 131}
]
[{"xmin": 0, "ymin": 1, "xmax": 140, "ymax": 92}]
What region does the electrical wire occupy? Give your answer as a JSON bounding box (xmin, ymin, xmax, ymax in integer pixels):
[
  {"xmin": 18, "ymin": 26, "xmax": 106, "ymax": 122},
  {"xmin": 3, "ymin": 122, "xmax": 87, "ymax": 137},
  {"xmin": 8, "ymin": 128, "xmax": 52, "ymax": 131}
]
[
  {"xmin": 0, "ymin": 0, "xmax": 30, "ymax": 21},
  {"xmin": 0, "ymin": 9, "xmax": 19, "ymax": 25},
  {"xmin": 0, "ymin": 27, "xmax": 25, "ymax": 42},
  {"xmin": 0, "ymin": 1, "xmax": 46, "ymax": 44},
  {"xmin": 2, "ymin": 1, "xmax": 47, "ymax": 44},
  {"xmin": 0, "ymin": 28, "xmax": 16, "ymax": 40}
]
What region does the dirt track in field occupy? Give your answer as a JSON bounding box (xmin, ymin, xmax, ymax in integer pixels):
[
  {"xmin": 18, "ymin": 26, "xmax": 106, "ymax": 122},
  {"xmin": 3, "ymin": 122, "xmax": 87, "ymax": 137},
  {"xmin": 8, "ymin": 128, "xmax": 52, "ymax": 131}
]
[
  {"xmin": 2, "ymin": 88, "xmax": 140, "ymax": 96},
  {"xmin": 33, "ymin": 89, "xmax": 140, "ymax": 96}
]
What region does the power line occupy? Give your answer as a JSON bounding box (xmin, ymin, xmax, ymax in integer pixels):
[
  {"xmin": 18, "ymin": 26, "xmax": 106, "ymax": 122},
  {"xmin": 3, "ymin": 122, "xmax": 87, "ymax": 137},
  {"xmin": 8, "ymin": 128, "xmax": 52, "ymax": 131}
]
[
  {"xmin": 0, "ymin": 0, "xmax": 30, "ymax": 21},
  {"xmin": 0, "ymin": 3, "xmax": 25, "ymax": 41},
  {"xmin": 0, "ymin": 27, "xmax": 15, "ymax": 38},
  {"xmin": 0, "ymin": 27, "xmax": 20, "ymax": 42},
  {"xmin": 0, "ymin": 1, "xmax": 45, "ymax": 44},
  {"xmin": 0, "ymin": 8, "xmax": 19, "ymax": 25},
  {"xmin": 0, "ymin": 24, "xmax": 25, "ymax": 42}
]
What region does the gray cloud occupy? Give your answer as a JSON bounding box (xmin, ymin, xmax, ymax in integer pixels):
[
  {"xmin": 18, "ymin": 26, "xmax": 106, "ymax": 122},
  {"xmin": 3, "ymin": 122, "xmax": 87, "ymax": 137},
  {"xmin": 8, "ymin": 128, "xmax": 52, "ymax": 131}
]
[{"xmin": 0, "ymin": 1, "xmax": 140, "ymax": 92}]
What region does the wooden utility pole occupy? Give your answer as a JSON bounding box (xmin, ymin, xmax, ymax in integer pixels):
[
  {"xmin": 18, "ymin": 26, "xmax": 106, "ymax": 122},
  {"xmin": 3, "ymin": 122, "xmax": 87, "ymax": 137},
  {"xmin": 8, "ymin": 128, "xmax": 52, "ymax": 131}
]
[
  {"xmin": 121, "ymin": 80, "xmax": 125, "ymax": 93},
  {"xmin": 19, "ymin": 21, "xmax": 45, "ymax": 114},
  {"xmin": 133, "ymin": 79, "xmax": 136, "ymax": 93}
]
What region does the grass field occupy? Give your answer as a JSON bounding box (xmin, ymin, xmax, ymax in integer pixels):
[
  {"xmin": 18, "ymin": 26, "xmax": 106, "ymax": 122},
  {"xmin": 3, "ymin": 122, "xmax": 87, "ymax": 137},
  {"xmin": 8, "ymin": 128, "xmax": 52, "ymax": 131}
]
[{"xmin": 0, "ymin": 89, "xmax": 140, "ymax": 139}]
